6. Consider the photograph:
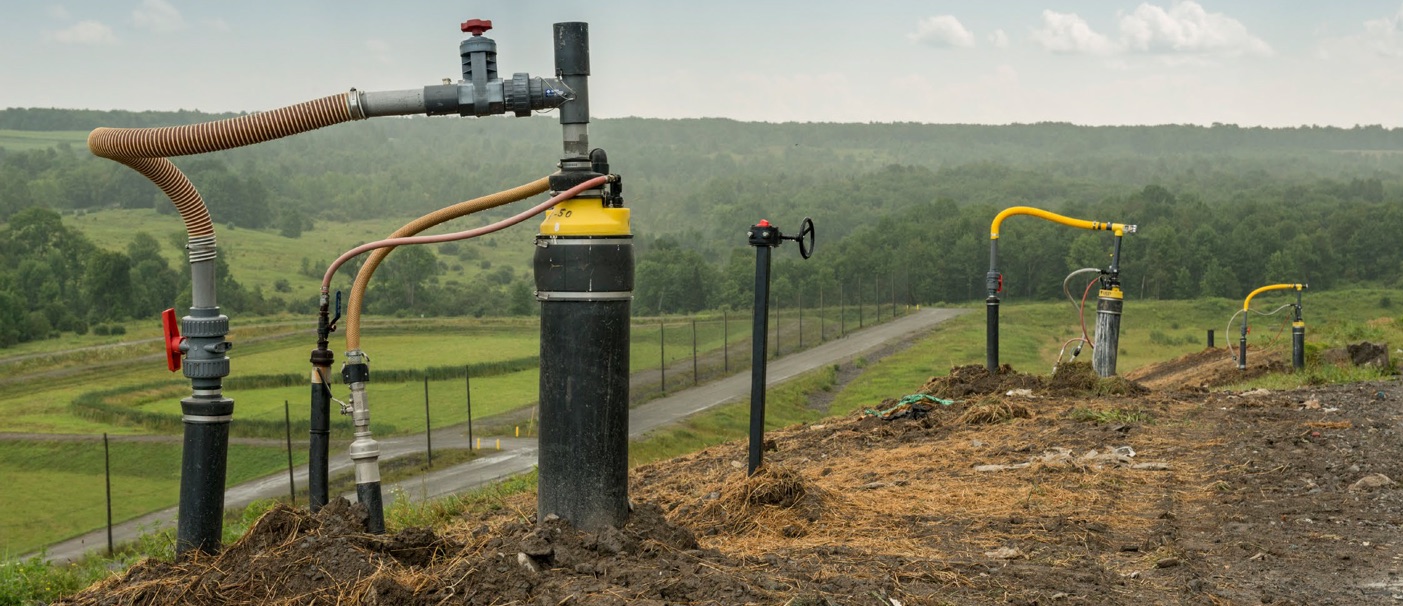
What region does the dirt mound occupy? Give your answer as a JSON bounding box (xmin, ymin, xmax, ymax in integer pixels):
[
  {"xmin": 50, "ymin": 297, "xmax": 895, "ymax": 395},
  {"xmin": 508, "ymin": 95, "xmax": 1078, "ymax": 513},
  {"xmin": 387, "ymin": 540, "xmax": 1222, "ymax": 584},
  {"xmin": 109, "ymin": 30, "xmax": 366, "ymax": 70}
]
[
  {"xmin": 1125, "ymin": 346, "xmax": 1285, "ymax": 391},
  {"xmin": 59, "ymin": 363, "xmax": 1403, "ymax": 605},
  {"xmin": 919, "ymin": 362, "xmax": 1147, "ymax": 400}
]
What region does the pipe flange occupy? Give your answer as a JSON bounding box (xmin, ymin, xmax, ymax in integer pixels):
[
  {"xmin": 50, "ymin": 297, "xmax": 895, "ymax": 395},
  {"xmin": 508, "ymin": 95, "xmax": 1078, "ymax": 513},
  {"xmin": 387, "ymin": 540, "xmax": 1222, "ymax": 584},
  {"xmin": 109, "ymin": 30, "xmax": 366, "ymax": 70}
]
[
  {"xmin": 183, "ymin": 358, "xmax": 231, "ymax": 380},
  {"xmin": 508, "ymin": 73, "xmax": 531, "ymax": 117},
  {"xmin": 181, "ymin": 315, "xmax": 229, "ymax": 338}
]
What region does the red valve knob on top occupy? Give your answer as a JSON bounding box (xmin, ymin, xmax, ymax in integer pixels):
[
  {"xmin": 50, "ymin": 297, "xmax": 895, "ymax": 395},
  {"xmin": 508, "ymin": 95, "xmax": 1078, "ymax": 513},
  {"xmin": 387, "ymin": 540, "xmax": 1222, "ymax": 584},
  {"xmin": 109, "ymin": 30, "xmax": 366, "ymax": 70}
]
[
  {"xmin": 756, "ymin": 219, "xmax": 771, "ymax": 227},
  {"xmin": 461, "ymin": 19, "xmax": 492, "ymax": 36},
  {"xmin": 161, "ymin": 308, "xmax": 183, "ymax": 372}
]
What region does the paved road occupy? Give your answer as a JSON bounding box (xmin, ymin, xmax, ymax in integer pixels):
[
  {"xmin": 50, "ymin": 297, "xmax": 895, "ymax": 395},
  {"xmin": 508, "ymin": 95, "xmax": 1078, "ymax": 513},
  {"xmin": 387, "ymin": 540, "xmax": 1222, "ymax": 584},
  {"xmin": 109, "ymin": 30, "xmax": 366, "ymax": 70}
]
[{"xmin": 31, "ymin": 308, "xmax": 965, "ymax": 563}]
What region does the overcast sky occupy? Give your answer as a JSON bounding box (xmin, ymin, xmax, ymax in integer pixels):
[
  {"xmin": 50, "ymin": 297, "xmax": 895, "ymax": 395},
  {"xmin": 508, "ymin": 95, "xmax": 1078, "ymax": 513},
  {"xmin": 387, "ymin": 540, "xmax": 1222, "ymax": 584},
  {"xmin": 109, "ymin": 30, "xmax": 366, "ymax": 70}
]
[{"xmin": 4, "ymin": 1, "xmax": 1403, "ymax": 127}]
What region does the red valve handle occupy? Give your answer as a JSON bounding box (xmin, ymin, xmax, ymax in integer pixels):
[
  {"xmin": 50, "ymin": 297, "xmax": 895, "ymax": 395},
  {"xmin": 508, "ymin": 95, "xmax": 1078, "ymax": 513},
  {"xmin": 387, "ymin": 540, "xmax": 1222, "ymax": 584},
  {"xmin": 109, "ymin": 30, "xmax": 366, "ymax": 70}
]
[
  {"xmin": 997, "ymin": 274, "xmax": 1004, "ymax": 293},
  {"xmin": 460, "ymin": 19, "xmax": 492, "ymax": 36},
  {"xmin": 161, "ymin": 308, "xmax": 183, "ymax": 372},
  {"xmin": 757, "ymin": 219, "xmax": 770, "ymax": 227}
]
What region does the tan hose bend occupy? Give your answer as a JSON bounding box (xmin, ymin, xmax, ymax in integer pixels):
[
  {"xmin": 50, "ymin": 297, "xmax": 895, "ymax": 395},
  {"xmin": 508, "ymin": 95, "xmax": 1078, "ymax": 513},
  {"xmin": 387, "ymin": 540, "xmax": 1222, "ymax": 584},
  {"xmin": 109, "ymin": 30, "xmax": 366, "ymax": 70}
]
[
  {"xmin": 87, "ymin": 93, "xmax": 359, "ymax": 241},
  {"xmin": 345, "ymin": 177, "xmax": 551, "ymax": 350}
]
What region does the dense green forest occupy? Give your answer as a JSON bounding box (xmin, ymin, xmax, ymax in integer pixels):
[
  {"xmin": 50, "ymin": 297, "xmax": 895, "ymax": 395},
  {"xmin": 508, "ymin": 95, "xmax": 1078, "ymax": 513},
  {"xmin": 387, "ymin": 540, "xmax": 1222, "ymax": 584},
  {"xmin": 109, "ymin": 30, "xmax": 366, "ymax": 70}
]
[{"xmin": 2, "ymin": 107, "xmax": 1402, "ymax": 348}]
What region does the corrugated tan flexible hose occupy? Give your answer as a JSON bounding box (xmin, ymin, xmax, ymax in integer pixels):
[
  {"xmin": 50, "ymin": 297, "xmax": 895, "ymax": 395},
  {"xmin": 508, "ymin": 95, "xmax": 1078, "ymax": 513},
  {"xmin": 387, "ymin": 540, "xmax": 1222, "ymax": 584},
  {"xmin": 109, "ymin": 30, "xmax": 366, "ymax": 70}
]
[
  {"xmin": 87, "ymin": 93, "xmax": 359, "ymax": 240},
  {"xmin": 345, "ymin": 177, "xmax": 551, "ymax": 350}
]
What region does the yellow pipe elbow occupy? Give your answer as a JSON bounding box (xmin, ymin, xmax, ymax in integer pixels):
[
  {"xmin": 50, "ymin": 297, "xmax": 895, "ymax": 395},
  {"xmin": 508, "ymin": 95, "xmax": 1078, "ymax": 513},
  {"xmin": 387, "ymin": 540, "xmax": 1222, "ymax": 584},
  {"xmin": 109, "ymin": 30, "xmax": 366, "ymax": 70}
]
[
  {"xmin": 1242, "ymin": 283, "xmax": 1305, "ymax": 311},
  {"xmin": 990, "ymin": 206, "xmax": 1134, "ymax": 240}
]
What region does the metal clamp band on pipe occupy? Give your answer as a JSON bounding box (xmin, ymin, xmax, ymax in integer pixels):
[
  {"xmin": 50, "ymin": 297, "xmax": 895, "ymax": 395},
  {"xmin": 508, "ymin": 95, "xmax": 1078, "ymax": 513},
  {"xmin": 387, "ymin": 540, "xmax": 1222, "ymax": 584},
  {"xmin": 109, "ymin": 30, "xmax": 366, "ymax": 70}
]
[
  {"xmin": 535, "ymin": 290, "xmax": 633, "ymax": 301},
  {"xmin": 182, "ymin": 414, "xmax": 234, "ymax": 423}
]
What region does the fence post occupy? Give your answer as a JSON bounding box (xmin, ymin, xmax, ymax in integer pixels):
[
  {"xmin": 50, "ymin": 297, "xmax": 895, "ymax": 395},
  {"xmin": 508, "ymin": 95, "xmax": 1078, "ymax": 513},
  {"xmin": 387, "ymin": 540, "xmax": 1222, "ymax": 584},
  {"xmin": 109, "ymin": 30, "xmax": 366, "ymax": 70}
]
[
  {"xmin": 840, "ymin": 282, "xmax": 846, "ymax": 336},
  {"xmin": 798, "ymin": 290, "xmax": 804, "ymax": 349},
  {"xmin": 424, "ymin": 376, "xmax": 433, "ymax": 468},
  {"xmin": 723, "ymin": 311, "xmax": 729, "ymax": 373},
  {"xmin": 818, "ymin": 285, "xmax": 824, "ymax": 342},
  {"xmin": 660, "ymin": 321, "xmax": 666, "ymax": 394},
  {"xmin": 858, "ymin": 277, "xmax": 864, "ymax": 328},
  {"xmin": 283, "ymin": 400, "xmax": 295, "ymax": 506},
  {"xmin": 104, "ymin": 432, "xmax": 113, "ymax": 557}
]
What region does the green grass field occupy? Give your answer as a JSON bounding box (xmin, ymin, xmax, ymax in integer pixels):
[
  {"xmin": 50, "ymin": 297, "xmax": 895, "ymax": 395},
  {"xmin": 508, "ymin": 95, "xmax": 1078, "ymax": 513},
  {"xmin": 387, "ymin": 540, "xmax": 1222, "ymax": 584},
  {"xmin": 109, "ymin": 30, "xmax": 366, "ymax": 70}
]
[
  {"xmin": 0, "ymin": 130, "xmax": 88, "ymax": 151},
  {"xmin": 61, "ymin": 208, "xmax": 544, "ymax": 305},
  {"xmin": 0, "ymin": 440, "xmax": 307, "ymax": 556}
]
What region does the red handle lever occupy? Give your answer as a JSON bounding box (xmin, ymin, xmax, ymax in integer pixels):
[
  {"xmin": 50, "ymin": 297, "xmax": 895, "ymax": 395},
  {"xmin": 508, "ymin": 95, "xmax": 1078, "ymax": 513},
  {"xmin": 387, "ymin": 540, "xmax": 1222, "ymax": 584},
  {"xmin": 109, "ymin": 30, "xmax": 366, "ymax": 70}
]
[
  {"xmin": 161, "ymin": 308, "xmax": 183, "ymax": 372},
  {"xmin": 460, "ymin": 19, "xmax": 492, "ymax": 36}
]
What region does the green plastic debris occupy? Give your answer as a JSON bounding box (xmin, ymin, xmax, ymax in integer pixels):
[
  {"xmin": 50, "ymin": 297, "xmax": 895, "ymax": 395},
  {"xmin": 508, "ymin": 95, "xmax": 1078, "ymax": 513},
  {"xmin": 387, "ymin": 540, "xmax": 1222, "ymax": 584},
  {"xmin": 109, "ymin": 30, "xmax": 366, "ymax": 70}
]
[{"xmin": 864, "ymin": 394, "xmax": 955, "ymax": 420}]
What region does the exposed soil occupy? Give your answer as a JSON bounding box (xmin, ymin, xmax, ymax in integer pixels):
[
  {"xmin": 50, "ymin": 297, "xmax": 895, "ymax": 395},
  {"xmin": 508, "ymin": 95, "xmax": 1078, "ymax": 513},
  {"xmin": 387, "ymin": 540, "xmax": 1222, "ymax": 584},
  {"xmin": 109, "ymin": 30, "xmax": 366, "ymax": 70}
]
[{"xmin": 59, "ymin": 354, "xmax": 1403, "ymax": 605}]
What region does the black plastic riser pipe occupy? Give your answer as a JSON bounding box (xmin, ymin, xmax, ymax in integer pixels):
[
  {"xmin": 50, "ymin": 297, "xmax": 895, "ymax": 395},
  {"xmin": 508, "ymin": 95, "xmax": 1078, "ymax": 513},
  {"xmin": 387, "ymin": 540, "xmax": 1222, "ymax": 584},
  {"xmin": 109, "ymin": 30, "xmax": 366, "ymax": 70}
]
[
  {"xmin": 1292, "ymin": 324, "xmax": 1305, "ymax": 371},
  {"xmin": 358, "ymin": 482, "xmax": 384, "ymax": 532},
  {"xmin": 985, "ymin": 298, "xmax": 999, "ymax": 372},
  {"xmin": 1239, "ymin": 329, "xmax": 1248, "ymax": 371},
  {"xmin": 176, "ymin": 395, "xmax": 232, "ymax": 555},
  {"xmin": 1093, "ymin": 296, "xmax": 1122, "ymax": 377},
  {"xmin": 308, "ymin": 374, "xmax": 330, "ymax": 511},
  {"xmin": 535, "ymin": 236, "xmax": 633, "ymax": 532},
  {"xmin": 749, "ymin": 245, "xmax": 772, "ymax": 475}
]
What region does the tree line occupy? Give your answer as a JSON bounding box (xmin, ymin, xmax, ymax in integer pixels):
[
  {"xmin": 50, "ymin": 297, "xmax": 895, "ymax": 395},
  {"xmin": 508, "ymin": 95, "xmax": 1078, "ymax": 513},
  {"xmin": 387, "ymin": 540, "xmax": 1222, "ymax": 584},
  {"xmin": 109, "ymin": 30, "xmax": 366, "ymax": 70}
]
[{"xmin": 3, "ymin": 109, "xmax": 1402, "ymax": 347}]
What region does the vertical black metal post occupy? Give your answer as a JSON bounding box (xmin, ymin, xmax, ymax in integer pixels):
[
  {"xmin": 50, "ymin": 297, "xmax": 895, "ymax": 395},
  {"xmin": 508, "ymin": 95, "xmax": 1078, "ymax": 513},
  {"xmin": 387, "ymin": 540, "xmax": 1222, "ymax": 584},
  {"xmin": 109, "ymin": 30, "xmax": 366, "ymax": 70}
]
[
  {"xmin": 748, "ymin": 244, "xmax": 773, "ymax": 475},
  {"xmin": 104, "ymin": 433, "xmax": 113, "ymax": 557},
  {"xmin": 465, "ymin": 365, "xmax": 473, "ymax": 450},
  {"xmin": 283, "ymin": 401, "xmax": 295, "ymax": 505},
  {"xmin": 424, "ymin": 376, "xmax": 433, "ymax": 468},
  {"xmin": 660, "ymin": 321, "xmax": 666, "ymax": 394},
  {"xmin": 1207, "ymin": 329, "xmax": 1215, "ymax": 348},
  {"xmin": 691, "ymin": 319, "xmax": 698, "ymax": 385}
]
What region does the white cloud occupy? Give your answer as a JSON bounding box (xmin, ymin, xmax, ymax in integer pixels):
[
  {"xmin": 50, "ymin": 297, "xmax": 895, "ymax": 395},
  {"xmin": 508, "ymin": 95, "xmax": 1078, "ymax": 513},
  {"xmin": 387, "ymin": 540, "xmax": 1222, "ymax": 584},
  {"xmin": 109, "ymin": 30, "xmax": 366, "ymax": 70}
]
[
  {"xmin": 910, "ymin": 15, "xmax": 976, "ymax": 49},
  {"xmin": 1031, "ymin": 2, "xmax": 1270, "ymax": 58},
  {"xmin": 1031, "ymin": 10, "xmax": 1118, "ymax": 55},
  {"xmin": 1119, "ymin": 1, "xmax": 1272, "ymax": 56},
  {"xmin": 1359, "ymin": 6, "xmax": 1403, "ymax": 57},
  {"xmin": 46, "ymin": 20, "xmax": 118, "ymax": 45},
  {"xmin": 988, "ymin": 29, "xmax": 1010, "ymax": 48},
  {"xmin": 133, "ymin": 0, "xmax": 186, "ymax": 32},
  {"xmin": 47, "ymin": 4, "xmax": 71, "ymax": 20}
]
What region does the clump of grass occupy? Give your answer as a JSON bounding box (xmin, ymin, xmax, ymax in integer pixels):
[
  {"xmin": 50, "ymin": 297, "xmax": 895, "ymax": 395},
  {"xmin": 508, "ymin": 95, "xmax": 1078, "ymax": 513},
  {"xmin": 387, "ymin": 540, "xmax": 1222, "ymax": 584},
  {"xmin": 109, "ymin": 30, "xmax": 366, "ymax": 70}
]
[
  {"xmin": 1069, "ymin": 407, "xmax": 1153, "ymax": 425},
  {"xmin": 958, "ymin": 399, "xmax": 1032, "ymax": 424}
]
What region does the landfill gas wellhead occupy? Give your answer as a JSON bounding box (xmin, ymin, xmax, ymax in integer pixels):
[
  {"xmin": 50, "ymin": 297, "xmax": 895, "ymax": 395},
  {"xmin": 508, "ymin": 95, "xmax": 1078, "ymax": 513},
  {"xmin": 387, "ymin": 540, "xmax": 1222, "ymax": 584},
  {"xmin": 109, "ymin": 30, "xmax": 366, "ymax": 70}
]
[
  {"xmin": 90, "ymin": 19, "xmax": 630, "ymax": 553},
  {"xmin": 984, "ymin": 207, "xmax": 1136, "ymax": 378}
]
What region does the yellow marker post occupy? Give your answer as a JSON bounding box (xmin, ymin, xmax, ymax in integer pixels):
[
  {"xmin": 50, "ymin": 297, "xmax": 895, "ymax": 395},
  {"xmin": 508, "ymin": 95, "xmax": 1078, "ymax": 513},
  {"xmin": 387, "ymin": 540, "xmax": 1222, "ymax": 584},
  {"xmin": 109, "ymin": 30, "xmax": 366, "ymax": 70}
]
[{"xmin": 495, "ymin": 439, "xmax": 501, "ymax": 451}]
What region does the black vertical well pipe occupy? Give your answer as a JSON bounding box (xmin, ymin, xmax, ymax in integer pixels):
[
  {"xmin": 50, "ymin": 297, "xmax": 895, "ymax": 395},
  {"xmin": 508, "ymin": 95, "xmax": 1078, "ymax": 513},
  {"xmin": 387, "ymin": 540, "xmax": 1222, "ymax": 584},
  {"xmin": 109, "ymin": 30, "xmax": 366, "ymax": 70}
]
[
  {"xmin": 748, "ymin": 243, "xmax": 773, "ymax": 476},
  {"xmin": 1092, "ymin": 292, "xmax": 1122, "ymax": 377},
  {"xmin": 176, "ymin": 392, "xmax": 232, "ymax": 554},
  {"xmin": 1238, "ymin": 320, "xmax": 1249, "ymax": 371},
  {"xmin": 986, "ymin": 297, "xmax": 1000, "ymax": 372},
  {"xmin": 308, "ymin": 353, "xmax": 331, "ymax": 511},
  {"xmin": 1292, "ymin": 299, "xmax": 1305, "ymax": 371},
  {"xmin": 535, "ymin": 237, "xmax": 633, "ymax": 531},
  {"xmin": 1207, "ymin": 329, "xmax": 1215, "ymax": 349}
]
